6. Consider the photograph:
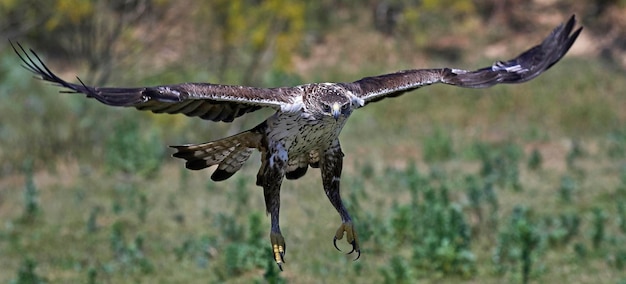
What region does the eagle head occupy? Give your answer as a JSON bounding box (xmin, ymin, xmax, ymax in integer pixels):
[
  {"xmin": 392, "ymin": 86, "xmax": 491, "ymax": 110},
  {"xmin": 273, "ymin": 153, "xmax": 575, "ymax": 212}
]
[{"xmin": 304, "ymin": 83, "xmax": 354, "ymax": 121}]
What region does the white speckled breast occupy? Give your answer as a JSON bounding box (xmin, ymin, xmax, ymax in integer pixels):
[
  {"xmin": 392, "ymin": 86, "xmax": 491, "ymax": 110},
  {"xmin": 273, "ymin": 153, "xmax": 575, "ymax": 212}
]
[{"xmin": 266, "ymin": 112, "xmax": 347, "ymax": 157}]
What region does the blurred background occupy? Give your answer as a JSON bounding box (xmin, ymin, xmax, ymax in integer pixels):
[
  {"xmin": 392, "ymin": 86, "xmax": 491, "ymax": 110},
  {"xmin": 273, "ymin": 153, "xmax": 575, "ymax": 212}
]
[{"xmin": 1, "ymin": 0, "xmax": 625, "ymax": 283}]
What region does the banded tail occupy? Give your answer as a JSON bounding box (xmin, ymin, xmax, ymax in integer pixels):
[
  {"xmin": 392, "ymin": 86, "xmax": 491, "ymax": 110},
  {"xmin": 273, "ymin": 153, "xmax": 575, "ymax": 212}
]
[{"xmin": 171, "ymin": 130, "xmax": 263, "ymax": 181}]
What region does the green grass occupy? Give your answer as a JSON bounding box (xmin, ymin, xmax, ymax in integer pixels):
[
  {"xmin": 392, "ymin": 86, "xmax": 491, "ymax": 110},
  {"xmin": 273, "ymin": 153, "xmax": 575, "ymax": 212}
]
[
  {"xmin": 2, "ymin": 140, "xmax": 625, "ymax": 283},
  {"xmin": 1, "ymin": 49, "xmax": 626, "ymax": 283}
]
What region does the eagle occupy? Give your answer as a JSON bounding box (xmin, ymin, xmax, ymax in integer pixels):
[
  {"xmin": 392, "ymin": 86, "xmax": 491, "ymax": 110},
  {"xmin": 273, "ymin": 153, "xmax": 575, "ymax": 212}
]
[{"xmin": 13, "ymin": 15, "xmax": 581, "ymax": 270}]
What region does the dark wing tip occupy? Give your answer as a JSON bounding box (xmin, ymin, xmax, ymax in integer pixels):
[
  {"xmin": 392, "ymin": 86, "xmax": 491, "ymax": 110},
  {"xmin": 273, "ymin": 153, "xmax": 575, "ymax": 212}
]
[
  {"xmin": 10, "ymin": 41, "xmax": 106, "ymax": 99},
  {"xmin": 169, "ymin": 145, "xmax": 197, "ymax": 159},
  {"xmin": 210, "ymin": 169, "xmax": 235, "ymax": 181},
  {"xmin": 184, "ymin": 160, "xmax": 210, "ymax": 171},
  {"xmin": 10, "ymin": 41, "xmax": 75, "ymax": 90},
  {"xmin": 443, "ymin": 15, "xmax": 582, "ymax": 88},
  {"xmin": 543, "ymin": 14, "xmax": 582, "ymax": 68},
  {"xmin": 11, "ymin": 42, "xmax": 153, "ymax": 107}
]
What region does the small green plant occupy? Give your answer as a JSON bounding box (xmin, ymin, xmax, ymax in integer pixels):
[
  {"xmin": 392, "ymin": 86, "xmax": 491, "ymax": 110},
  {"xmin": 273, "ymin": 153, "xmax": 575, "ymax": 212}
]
[
  {"xmin": 86, "ymin": 206, "xmax": 101, "ymax": 233},
  {"xmin": 229, "ymin": 176, "xmax": 251, "ymax": 214},
  {"xmin": 465, "ymin": 175, "xmax": 483, "ymax": 223},
  {"xmin": 359, "ymin": 160, "xmax": 375, "ymax": 179},
  {"xmin": 387, "ymin": 168, "xmax": 475, "ymax": 278},
  {"xmin": 537, "ymin": 212, "xmax": 580, "ymax": 248},
  {"xmin": 618, "ymin": 201, "xmax": 626, "ymax": 234},
  {"xmin": 127, "ymin": 236, "xmax": 155, "ymax": 274},
  {"xmin": 214, "ymin": 213, "xmax": 245, "ymax": 242},
  {"xmin": 110, "ymin": 221, "xmax": 126, "ymax": 258},
  {"xmin": 11, "ymin": 258, "xmax": 46, "ymax": 284},
  {"xmin": 262, "ymin": 257, "xmax": 286, "ymax": 284},
  {"xmin": 87, "ymin": 266, "xmax": 97, "ymax": 284},
  {"xmin": 566, "ymin": 140, "xmax": 584, "ymax": 171},
  {"xmin": 174, "ymin": 235, "xmax": 216, "ymax": 268},
  {"xmin": 474, "ymin": 141, "xmax": 523, "ymax": 191},
  {"xmin": 612, "ymin": 250, "xmax": 626, "ymax": 270},
  {"xmin": 108, "ymin": 221, "xmax": 154, "ymax": 274},
  {"xmin": 484, "ymin": 181, "xmax": 500, "ymax": 229},
  {"xmin": 527, "ymin": 148, "xmax": 542, "ymax": 171},
  {"xmin": 464, "ymin": 175, "xmax": 500, "ymax": 236},
  {"xmin": 558, "ymin": 175, "xmax": 577, "ymax": 203},
  {"xmin": 618, "ymin": 166, "xmax": 626, "ymax": 196},
  {"xmin": 559, "ymin": 213, "xmax": 580, "ymax": 245},
  {"xmin": 573, "ymin": 242, "xmax": 587, "ymax": 259},
  {"xmin": 179, "ymin": 165, "xmax": 189, "ymax": 192},
  {"xmin": 493, "ymin": 206, "xmax": 540, "ymax": 284},
  {"xmin": 20, "ymin": 159, "xmax": 40, "ymax": 223},
  {"xmin": 345, "ymin": 175, "xmax": 380, "ymax": 246},
  {"xmin": 422, "ymin": 127, "xmax": 454, "ymax": 163},
  {"xmin": 105, "ymin": 119, "xmax": 164, "ymax": 177},
  {"xmin": 591, "ymin": 207, "xmax": 606, "ymax": 249},
  {"xmin": 214, "ymin": 212, "xmax": 271, "ymax": 279},
  {"xmin": 380, "ymin": 256, "xmax": 413, "ymax": 284},
  {"xmin": 403, "ymin": 160, "xmax": 426, "ymax": 200},
  {"xmin": 137, "ymin": 191, "xmax": 148, "ymax": 223},
  {"xmin": 109, "ymin": 182, "xmax": 149, "ymax": 223},
  {"xmin": 607, "ymin": 127, "xmax": 626, "ymax": 159}
]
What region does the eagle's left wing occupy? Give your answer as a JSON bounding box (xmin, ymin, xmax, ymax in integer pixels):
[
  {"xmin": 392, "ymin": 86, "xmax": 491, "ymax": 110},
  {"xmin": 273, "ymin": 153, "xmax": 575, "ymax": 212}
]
[
  {"xmin": 12, "ymin": 42, "xmax": 302, "ymax": 123},
  {"xmin": 344, "ymin": 15, "xmax": 582, "ymax": 105}
]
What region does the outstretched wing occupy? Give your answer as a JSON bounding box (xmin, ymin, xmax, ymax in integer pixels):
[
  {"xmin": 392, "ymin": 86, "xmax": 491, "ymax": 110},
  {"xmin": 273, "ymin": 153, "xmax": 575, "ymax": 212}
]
[
  {"xmin": 12, "ymin": 42, "xmax": 302, "ymax": 122},
  {"xmin": 344, "ymin": 15, "xmax": 582, "ymax": 105}
]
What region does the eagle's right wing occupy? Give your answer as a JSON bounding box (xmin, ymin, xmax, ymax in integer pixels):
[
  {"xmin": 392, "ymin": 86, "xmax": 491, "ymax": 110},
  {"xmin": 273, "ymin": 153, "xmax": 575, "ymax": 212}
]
[{"xmin": 12, "ymin": 42, "xmax": 302, "ymax": 122}]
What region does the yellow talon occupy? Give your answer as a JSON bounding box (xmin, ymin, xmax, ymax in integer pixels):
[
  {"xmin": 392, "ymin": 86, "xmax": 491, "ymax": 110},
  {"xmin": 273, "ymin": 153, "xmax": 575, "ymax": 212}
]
[{"xmin": 270, "ymin": 232, "xmax": 286, "ymax": 270}]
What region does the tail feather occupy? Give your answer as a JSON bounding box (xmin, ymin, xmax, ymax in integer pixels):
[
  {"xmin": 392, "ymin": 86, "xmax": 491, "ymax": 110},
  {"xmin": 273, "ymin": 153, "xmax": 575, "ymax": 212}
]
[{"xmin": 171, "ymin": 131, "xmax": 261, "ymax": 181}]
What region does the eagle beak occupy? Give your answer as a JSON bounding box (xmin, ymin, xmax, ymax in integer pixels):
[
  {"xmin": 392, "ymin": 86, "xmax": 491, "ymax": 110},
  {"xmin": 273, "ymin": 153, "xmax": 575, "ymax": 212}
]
[{"xmin": 331, "ymin": 103, "xmax": 341, "ymax": 121}]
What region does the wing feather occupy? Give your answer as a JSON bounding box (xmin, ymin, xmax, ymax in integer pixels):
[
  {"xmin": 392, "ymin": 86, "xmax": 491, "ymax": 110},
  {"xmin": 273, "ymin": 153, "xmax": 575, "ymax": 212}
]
[
  {"xmin": 11, "ymin": 42, "xmax": 300, "ymax": 122},
  {"xmin": 173, "ymin": 100, "xmax": 205, "ymax": 114},
  {"xmin": 190, "ymin": 103, "xmax": 221, "ymax": 117},
  {"xmin": 345, "ymin": 15, "xmax": 582, "ymax": 105}
]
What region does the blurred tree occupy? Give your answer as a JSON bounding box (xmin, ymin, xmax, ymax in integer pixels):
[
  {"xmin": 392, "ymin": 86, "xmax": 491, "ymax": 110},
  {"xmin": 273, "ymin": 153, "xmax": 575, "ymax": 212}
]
[
  {"xmin": 367, "ymin": 0, "xmax": 476, "ymax": 62},
  {"xmin": 192, "ymin": 0, "xmax": 304, "ymax": 85},
  {"xmin": 2, "ymin": 0, "xmax": 172, "ymax": 85},
  {"xmin": 371, "ymin": 0, "xmax": 475, "ymax": 34}
]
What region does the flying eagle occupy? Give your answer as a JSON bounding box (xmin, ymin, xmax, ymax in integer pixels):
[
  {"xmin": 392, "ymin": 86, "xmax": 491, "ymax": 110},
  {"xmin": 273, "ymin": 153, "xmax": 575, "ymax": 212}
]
[{"xmin": 13, "ymin": 15, "xmax": 581, "ymax": 270}]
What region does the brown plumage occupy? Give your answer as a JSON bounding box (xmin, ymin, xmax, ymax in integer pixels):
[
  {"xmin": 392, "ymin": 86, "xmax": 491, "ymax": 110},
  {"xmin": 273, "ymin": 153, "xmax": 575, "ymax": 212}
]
[{"xmin": 12, "ymin": 15, "xmax": 582, "ymax": 270}]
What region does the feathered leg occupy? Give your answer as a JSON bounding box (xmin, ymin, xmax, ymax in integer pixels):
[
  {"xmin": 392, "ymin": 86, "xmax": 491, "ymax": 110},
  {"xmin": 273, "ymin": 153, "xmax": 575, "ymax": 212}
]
[
  {"xmin": 321, "ymin": 141, "xmax": 360, "ymax": 260},
  {"xmin": 258, "ymin": 143, "xmax": 288, "ymax": 270}
]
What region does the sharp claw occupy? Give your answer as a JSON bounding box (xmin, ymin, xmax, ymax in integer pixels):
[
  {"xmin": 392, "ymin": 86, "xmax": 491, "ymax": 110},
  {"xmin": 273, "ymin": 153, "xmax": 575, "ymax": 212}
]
[
  {"xmin": 334, "ymin": 223, "xmax": 362, "ymax": 261},
  {"xmin": 274, "ymin": 253, "xmax": 285, "ymax": 271},
  {"xmin": 333, "ymin": 236, "xmax": 341, "ymax": 251},
  {"xmin": 346, "ymin": 240, "xmax": 357, "ymax": 255}
]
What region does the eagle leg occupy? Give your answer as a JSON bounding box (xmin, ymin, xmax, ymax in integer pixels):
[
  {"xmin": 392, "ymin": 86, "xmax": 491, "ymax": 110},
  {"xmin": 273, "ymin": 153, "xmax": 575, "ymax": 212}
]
[
  {"xmin": 261, "ymin": 144, "xmax": 288, "ymax": 270},
  {"xmin": 264, "ymin": 177, "xmax": 287, "ymax": 270},
  {"xmin": 321, "ymin": 142, "xmax": 361, "ymax": 260}
]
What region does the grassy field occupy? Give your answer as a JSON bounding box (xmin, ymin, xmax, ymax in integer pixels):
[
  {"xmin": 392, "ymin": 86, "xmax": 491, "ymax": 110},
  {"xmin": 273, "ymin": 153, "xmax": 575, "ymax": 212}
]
[{"xmin": 1, "ymin": 47, "xmax": 626, "ymax": 283}]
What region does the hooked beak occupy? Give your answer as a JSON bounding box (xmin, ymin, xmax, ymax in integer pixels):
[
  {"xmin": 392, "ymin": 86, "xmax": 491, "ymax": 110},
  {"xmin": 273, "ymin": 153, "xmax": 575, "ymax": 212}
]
[{"xmin": 331, "ymin": 103, "xmax": 341, "ymax": 121}]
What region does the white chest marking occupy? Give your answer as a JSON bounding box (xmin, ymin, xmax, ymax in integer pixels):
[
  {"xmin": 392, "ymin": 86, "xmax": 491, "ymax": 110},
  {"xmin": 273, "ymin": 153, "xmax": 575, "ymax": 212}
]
[{"xmin": 266, "ymin": 112, "xmax": 347, "ymax": 157}]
